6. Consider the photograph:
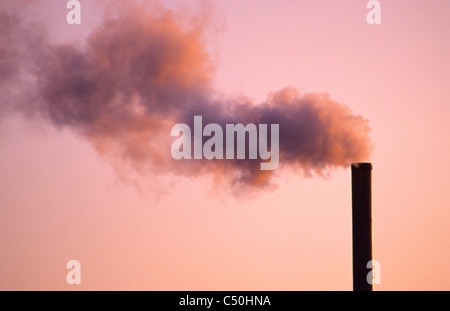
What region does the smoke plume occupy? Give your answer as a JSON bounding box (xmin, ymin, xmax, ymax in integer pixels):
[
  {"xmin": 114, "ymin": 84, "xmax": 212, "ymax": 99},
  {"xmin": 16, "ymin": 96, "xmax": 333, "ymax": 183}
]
[{"xmin": 0, "ymin": 0, "xmax": 372, "ymax": 193}]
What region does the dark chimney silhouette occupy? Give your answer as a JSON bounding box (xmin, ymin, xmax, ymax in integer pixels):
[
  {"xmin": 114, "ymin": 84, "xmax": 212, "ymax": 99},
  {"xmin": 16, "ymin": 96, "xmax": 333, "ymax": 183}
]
[{"xmin": 351, "ymin": 162, "xmax": 373, "ymax": 291}]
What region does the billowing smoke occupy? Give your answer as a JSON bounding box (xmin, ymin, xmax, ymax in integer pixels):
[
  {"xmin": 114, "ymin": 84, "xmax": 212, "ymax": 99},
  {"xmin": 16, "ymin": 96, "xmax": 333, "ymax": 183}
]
[{"xmin": 0, "ymin": 0, "xmax": 372, "ymax": 193}]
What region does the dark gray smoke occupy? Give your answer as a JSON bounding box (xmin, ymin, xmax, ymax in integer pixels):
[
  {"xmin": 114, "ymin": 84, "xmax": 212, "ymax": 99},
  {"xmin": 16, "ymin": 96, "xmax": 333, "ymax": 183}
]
[{"xmin": 0, "ymin": 0, "xmax": 372, "ymax": 193}]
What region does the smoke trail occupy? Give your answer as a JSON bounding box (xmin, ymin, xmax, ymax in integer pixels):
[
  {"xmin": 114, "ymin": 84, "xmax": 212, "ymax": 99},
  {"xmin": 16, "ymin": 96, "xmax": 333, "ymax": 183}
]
[{"xmin": 0, "ymin": 0, "xmax": 372, "ymax": 193}]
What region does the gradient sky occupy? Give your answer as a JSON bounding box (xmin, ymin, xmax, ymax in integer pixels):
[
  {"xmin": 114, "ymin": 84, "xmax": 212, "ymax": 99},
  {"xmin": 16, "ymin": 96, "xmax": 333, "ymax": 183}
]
[{"xmin": 0, "ymin": 0, "xmax": 449, "ymax": 290}]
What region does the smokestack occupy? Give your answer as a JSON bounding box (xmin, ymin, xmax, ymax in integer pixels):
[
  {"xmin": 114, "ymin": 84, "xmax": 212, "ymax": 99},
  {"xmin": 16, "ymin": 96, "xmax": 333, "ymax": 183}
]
[{"xmin": 351, "ymin": 162, "xmax": 373, "ymax": 291}]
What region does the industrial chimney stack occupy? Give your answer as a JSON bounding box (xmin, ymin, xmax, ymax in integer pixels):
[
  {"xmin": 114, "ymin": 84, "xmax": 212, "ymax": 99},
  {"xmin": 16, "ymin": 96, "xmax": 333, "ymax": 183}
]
[{"xmin": 351, "ymin": 162, "xmax": 373, "ymax": 291}]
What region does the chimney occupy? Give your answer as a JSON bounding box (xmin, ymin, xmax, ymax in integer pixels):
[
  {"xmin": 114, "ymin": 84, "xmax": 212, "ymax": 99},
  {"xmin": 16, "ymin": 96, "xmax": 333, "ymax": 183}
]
[{"xmin": 351, "ymin": 162, "xmax": 373, "ymax": 291}]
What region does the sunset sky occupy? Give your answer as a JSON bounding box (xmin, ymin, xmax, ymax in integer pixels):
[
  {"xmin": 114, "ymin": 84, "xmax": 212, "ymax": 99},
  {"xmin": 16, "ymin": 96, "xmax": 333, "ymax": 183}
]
[{"xmin": 0, "ymin": 0, "xmax": 449, "ymax": 290}]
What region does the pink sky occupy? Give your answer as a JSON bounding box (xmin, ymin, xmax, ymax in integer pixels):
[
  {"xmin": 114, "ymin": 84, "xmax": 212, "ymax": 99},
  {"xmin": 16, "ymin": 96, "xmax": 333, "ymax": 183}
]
[{"xmin": 0, "ymin": 0, "xmax": 449, "ymax": 290}]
